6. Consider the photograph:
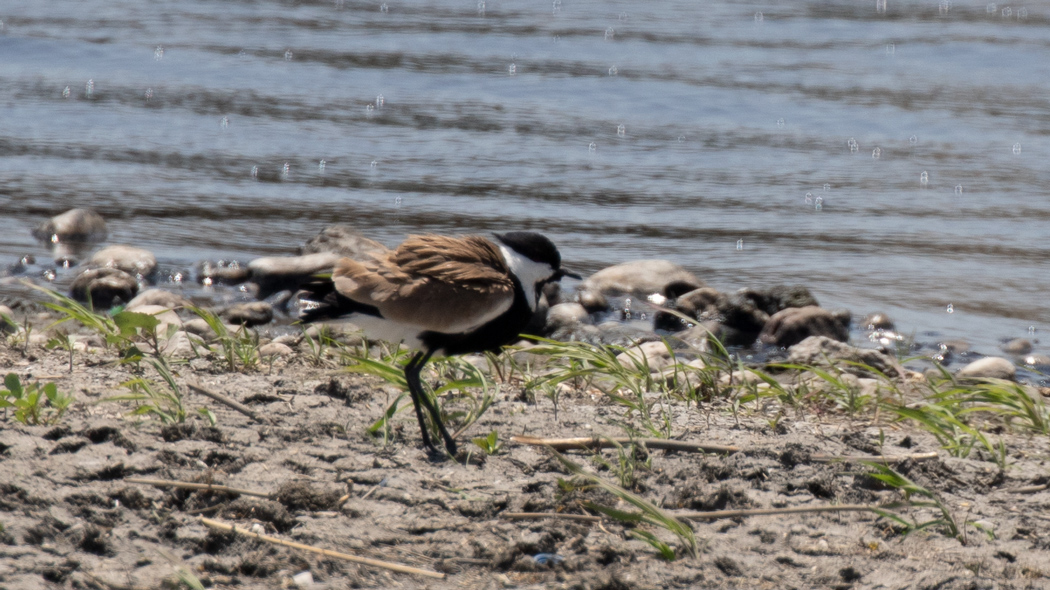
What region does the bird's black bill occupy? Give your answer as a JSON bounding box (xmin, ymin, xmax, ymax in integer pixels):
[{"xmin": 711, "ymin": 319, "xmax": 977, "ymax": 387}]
[{"xmin": 554, "ymin": 268, "xmax": 582, "ymax": 280}]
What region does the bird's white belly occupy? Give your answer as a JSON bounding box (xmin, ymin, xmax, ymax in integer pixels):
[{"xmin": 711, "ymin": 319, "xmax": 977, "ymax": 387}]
[{"xmin": 329, "ymin": 314, "xmax": 426, "ymax": 350}]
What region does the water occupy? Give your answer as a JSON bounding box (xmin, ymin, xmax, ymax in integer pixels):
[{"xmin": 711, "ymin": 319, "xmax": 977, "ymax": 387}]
[{"xmin": 2, "ymin": 0, "xmax": 1050, "ymax": 354}]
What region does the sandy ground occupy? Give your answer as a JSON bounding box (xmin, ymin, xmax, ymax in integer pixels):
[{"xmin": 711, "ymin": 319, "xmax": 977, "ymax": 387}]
[{"xmin": 2, "ymin": 339, "xmax": 1050, "ymax": 590}]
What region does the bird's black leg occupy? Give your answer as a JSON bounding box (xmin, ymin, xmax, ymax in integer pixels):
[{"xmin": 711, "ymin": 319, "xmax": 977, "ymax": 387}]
[
  {"xmin": 404, "ymin": 351, "xmax": 436, "ymax": 452},
  {"xmin": 404, "ymin": 349, "xmax": 458, "ymax": 455}
]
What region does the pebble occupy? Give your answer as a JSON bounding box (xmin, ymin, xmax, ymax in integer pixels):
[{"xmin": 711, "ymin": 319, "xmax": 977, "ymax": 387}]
[
  {"xmin": 787, "ymin": 336, "xmax": 903, "ymax": 378},
  {"xmin": 69, "ymin": 267, "xmax": 139, "ymax": 309},
  {"xmin": 759, "ymin": 306, "xmax": 850, "ymax": 347},
  {"xmin": 258, "ymin": 342, "xmax": 294, "ymax": 358},
  {"xmin": 615, "ymin": 340, "xmax": 675, "ymax": 372},
  {"xmin": 221, "ymin": 302, "xmax": 274, "ymax": 327},
  {"xmin": 247, "ymin": 252, "xmax": 341, "ymax": 298},
  {"xmin": 89, "ymin": 245, "xmax": 157, "ymax": 278},
  {"xmin": 956, "ymin": 356, "xmax": 1016, "ymax": 381},
  {"xmin": 862, "ymin": 312, "xmax": 896, "ymax": 331},
  {"xmin": 298, "ymin": 224, "xmax": 389, "ymax": 259},
  {"xmin": 1000, "ymin": 338, "xmax": 1033, "ymax": 355},
  {"xmin": 578, "ymin": 259, "xmax": 704, "ymax": 299},
  {"xmin": 1023, "ymin": 354, "xmax": 1050, "ymax": 367},
  {"xmin": 126, "ymin": 289, "xmax": 192, "ymax": 311},
  {"xmin": 545, "ymin": 302, "xmax": 591, "ymax": 333},
  {"xmin": 31, "ymin": 208, "xmax": 108, "ymax": 244},
  {"xmin": 575, "ymin": 289, "xmax": 609, "ymax": 313},
  {"xmin": 197, "ymin": 260, "xmax": 251, "ymax": 285},
  {"xmin": 736, "ymin": 284, "xmax": 819, "ymax": 315}
]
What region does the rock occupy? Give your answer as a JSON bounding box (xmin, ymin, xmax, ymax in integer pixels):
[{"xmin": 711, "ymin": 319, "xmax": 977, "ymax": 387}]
[
  {"xmin": 595, "ymin": 321, "xmax": 658, "ymax": 347},
  {"xmin": 70, "ymin": 267, "xmax": 139, "ymax": 309},
  {"xmin": 654, "ymin": 288, "xmax": 769, "ymax": 346},
  {"xmin": 862, "ymin": 312, "xmax": 895, "ymax": 331},
  {"xmin": 247, "ymin": 252, "xmax": 341, "ymax": 299},
  {"xmin": 545, "ymin": 302, "xmax": 591, "ymax": 334},
  {"xmin": 258, "ymin": 342, "xmax": 294, "ymax": 358},
  {"xmin": 32, "ymin": 208, "xmax": 107, "ymax": 244},
  {"xmin": 183, "ymin": 318, "xmax": 239, "ymax": 340},
  {"xmin": 126, "ymin": 289, "xmax": 192, "ymax": 311},
  {"xmin": 760, "ymin": 306, "xmax": 850, "ymax": 347},
  {"xmin": 89, "ymin": 245, "xmax": 158, "ymax": 278},
  {"xmin": 786, "ymin": 336, "xmax": 904, "ymax": 379},
  {"xmin": 736, "ymin": 285, "xmax": 819, "ymax": 316},
  {"xmin": 956, "ymin": 357, "xmax": 1016, "ymax": 381},
  {"xmin": 1000, "ymin": 338, "xmax": 1033, "ymax": 355},
  {"xmin": 615, "ymin": 340, "xmax": 675, "ymax": 373},
  {"xmin": 197, "ymin": 260, "xmax": 251, "ymax": 286},
  {"xmin": 578, "ymin": 260, "xmax": 703, "ymax": 299},
  {"xmin": 222, "ymin": 302, "xmax": 274, "ymax": 327},
  {"xmin": 548, "ymin": 322, "xmax": 603, "ymax": 345},
  {"xmin": 1023, "ymin": 354, "xmax": 1050, "ymax": 367},
  {"xmin": 576, "ymin": 289, "xmax": 609, "ymax": 313},
  {"xmin": 298, "ymin": 224, "xmax": 389, "ymax": 259}
]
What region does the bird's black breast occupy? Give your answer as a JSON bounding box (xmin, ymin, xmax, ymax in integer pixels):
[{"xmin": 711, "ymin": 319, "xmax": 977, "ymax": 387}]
[{"xmin": 420, "ymin": 278, "xmax": 533, "ymax": 356}]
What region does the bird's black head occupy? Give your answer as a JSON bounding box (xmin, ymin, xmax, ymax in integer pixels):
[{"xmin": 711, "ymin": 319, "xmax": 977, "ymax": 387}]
[{"xmin": 494, "ymin": 232, "xmax": 562, "ymax": 270}]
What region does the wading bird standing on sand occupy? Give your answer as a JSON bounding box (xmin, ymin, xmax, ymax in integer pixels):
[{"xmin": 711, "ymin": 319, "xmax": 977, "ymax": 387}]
[{"xmin": 299, "ymin": 232, "xmax": 578, "ymax": 455}]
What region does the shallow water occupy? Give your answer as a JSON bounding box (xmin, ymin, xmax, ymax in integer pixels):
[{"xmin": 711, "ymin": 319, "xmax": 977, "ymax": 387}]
[{"xmin": 1, "ymin": 0, "xmax": 1049, "ymax": 354}]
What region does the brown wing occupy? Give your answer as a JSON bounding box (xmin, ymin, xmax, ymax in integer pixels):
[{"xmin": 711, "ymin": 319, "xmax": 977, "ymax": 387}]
[{"xmin": 332, "ymin": 235, "xmax": 515, "ymax": 333}]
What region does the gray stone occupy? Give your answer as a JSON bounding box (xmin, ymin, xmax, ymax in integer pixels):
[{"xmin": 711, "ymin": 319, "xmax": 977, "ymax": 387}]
[
  {"xmin": 258, "ymin": 342, "xmax": 294, "ymax": 358},
  {"xmin": 545, "ymin": 302, "xmax": 591, "ymax": 334},
  {"xmin": 576, "ymin": 289, "xmax": 609, "ymax": 313},
  {"xmin": 615, "ymin": 340, "xmax": 676, "ymax": 373},
  {"xmin": 70, "ymin": 267, "xmax": 139, "ymax": 309},
  {"xmin": 248, "ymin": 252, "xmax": 341, "ymax": 299},
  {"xmin": 298, "ymin": 224, "xmax": 389, "ymax": 259},
  {"xmin": 1000, "ymin": 338, "xmax": 1033, "ymax": 355},
  {"xmin": 90, "ymin": 245, "xmax": 157, "ymax": 278},
  {"xmin": 736, "ymin": 285, "xmax": 819, "ymax": 316},
  {"xmin": 578, "ymin": 259, "xmax": 703, "ymax": 299},
  {"xmin": 786, "ymin": 336, "xmax": 903, "ymax": 379},
  {"xmin": 32, "ymin": 208, "xmax": 107, "ymax": 244},
  {"xmin": 222, "ymin": 301, "xmax": 274, "ymax": 327},
  {"xmin": 1023, "ymin": 354, "xmax": 1050, "ymax": 367},
  {"xmin": 760, "ymin": 306, "xmax": 850, "ymax": 348},
  {"xmin": 956, "ymin": 356, "xmax": 1016, "ymax": 381},
  {"xmin": 126, "ymin": 289, "xmax": 192, "ymax": 311},
  {"xmin": 197, "ymin": 260, "xmax": 251, "ymax": 286},
  {"xmin": 862, "ymin": 312, "xmax": 896, "ymax": 331}
]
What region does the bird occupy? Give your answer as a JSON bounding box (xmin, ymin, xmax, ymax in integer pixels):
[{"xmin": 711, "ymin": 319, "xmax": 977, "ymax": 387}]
[{"xmin": 298, "ymin": 231, "xmax": 579, "ymax": 455}]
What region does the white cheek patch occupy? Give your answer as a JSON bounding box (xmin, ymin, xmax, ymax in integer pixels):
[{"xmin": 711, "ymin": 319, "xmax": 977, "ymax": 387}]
[{"xmin": 499, "ymin": 245, "xmax": 555, "ymax": 311}]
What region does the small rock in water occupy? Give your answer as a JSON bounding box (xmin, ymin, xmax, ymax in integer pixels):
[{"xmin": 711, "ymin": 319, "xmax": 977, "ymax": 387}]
[
  {"xmin": 70, "ymin": 267, "xmax": 139, "ymax": 309},
  {"xmin": 298, "ymin": 224, "xmax": 390, "ymax": 259},
  {"xmin": 862, "ymin": 312, "xmax": 895, "ymax": 331},
  {"xmin": 544, "ymin": 302, "xmax": 591, "ymax": 334},
  {"xmin": 126, "ymin": 289, "xmax": 192, "ymax": 311},
  {"xmin": 956, "ymin": 356, "xmax": 1016, "ymax": 381},
  {"xmin": 760, "ymin": 306, "xmax": 850, "ymax": 347},
  {"xmin": 1023, "ymin": 354, "xmax": 1050, "ymax": 367},
  {"xmin": 736, "ymin": 285, "xmax": 819, "ymax": 316},
  {"xmin": 31, "ymin": 208, "xmax": 108, "ymax": 245},
  {"xmin": 221, "ymin": 302, "xmax": 274, "ymax": 327},
  {"xmin": 1000, "ymin": 338, "xmax": 1033, "ymax": 355},
  {"xmin": 247, "ymin": 252, "xmax": 341, "ymax": 299},
  {"xmin": 197, "ymin": 261, "xmax": 251, "ymax": 286},
  {"xmin": 578, "ymin": 259, "xmax": 703, "ymax": 299},
  {"xmin": 576, "ymin": 289, "xmax": 609, "ymax": 313},
  {"xmin": 90, "ymin": 245, "xmax": 157, "ymax": 279}
]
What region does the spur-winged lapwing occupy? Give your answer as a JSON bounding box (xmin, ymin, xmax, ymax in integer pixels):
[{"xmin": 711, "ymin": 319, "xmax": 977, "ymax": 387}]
[{"xmin": 299, "ymin": 232, "xmax": 578, "ymax": 455}]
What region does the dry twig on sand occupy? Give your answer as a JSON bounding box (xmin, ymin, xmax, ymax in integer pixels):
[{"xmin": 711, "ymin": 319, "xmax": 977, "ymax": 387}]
[
  {"xmin": 186, "ymin": 381, "xmax": 271, "ymax": 424},
  {"xmin": 510, "ymin": 435, "xmax": 740, "ymax": 454},
  {"xmin": 199, "ymin": 517, "xmax": 445, "ymax": 579},
  {"xmin": 125, "ymin": 477, "xmax": 272, "ymax": 499}
]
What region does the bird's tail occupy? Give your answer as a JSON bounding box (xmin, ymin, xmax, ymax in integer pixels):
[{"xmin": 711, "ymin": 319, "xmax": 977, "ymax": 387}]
[{"xmin": 297, "ymin": 276, "xmax": 381, "ymax": 324}]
